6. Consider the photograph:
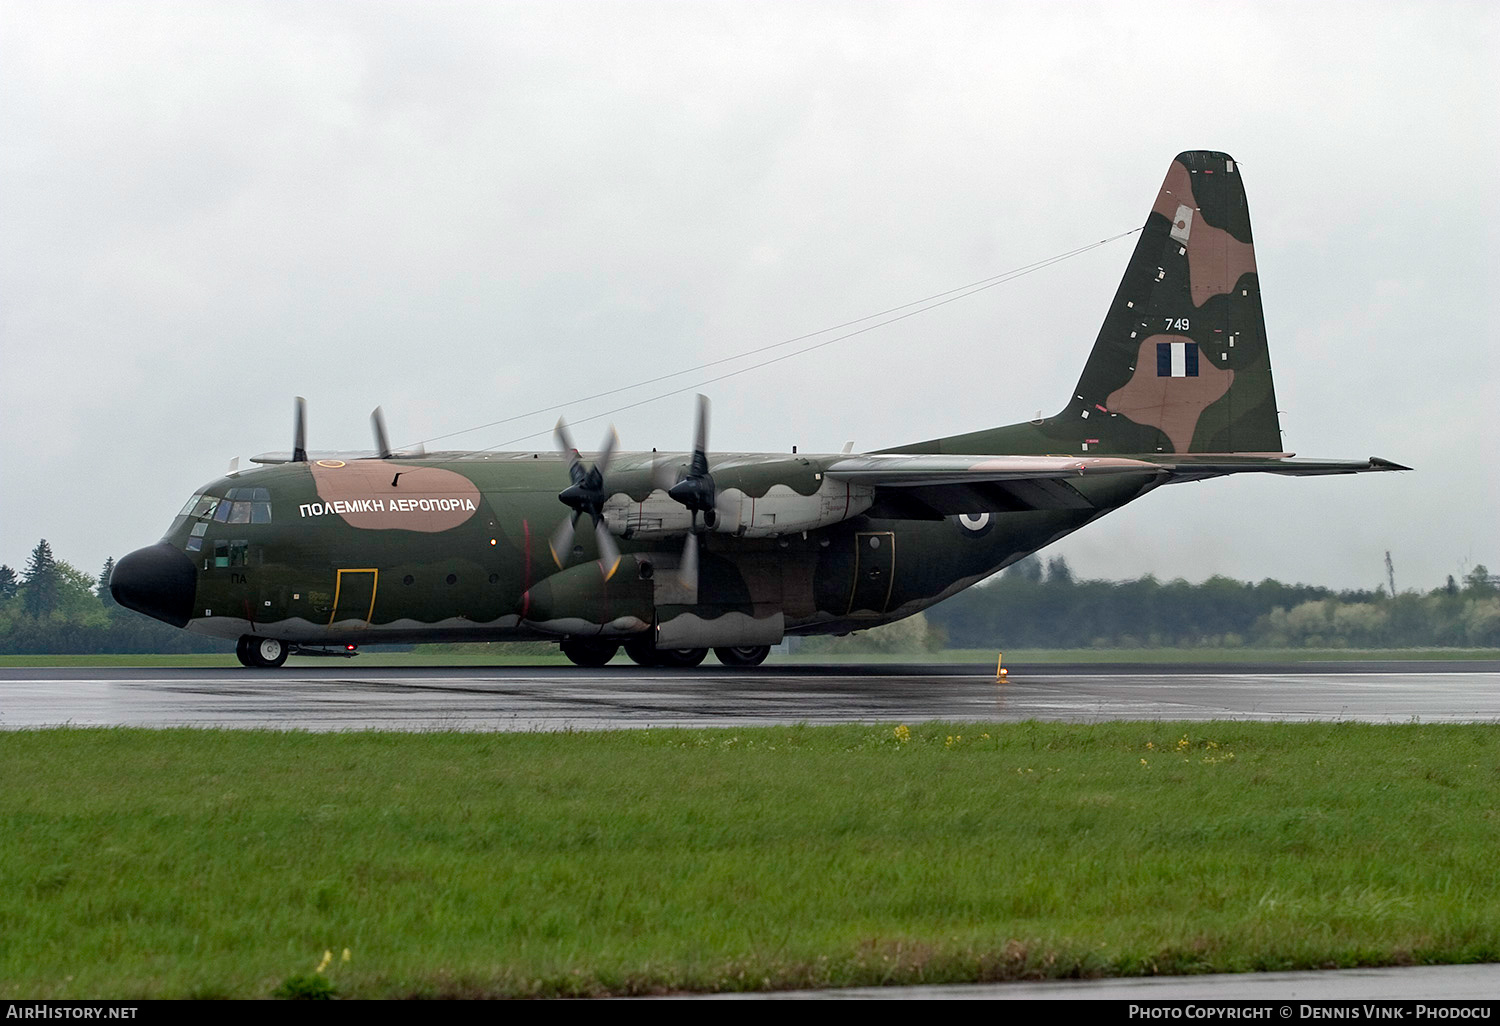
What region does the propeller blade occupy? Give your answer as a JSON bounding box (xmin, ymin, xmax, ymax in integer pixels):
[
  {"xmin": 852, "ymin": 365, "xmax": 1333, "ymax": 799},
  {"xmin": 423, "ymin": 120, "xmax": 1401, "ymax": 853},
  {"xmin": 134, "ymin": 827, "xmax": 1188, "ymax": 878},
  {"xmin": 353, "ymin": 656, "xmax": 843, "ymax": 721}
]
[
  {"xmin": 292, "ymin": 397, "xmax": 308, "ymax": 463},
  {"xmin": 371, "ymin": 407, "xmax": 392, "ymax": 459},
  {"xmin": 691, "ymin": 394, "xmax": 710, "ymax": 476},
  {"xmin": 595, "ymin": 426, "xmax": 619, "ymax": 478},
  {"xmin": 678, "ymin": 530, "xmax": 699, "ymax": 596},
  {"xmin": 549, "ymin": 514, "xmax": 578, "ymax": 569},
  {"xmin": 555, "ymin": 417, "xmax": 577, "ymax": 456},
  {"xmin": 593, "ymin": 518, "xmax": 622, "ymax": 581},
  {"xmin": 555, "ymin": 418, "xmax": 583, "ymax": 481}
]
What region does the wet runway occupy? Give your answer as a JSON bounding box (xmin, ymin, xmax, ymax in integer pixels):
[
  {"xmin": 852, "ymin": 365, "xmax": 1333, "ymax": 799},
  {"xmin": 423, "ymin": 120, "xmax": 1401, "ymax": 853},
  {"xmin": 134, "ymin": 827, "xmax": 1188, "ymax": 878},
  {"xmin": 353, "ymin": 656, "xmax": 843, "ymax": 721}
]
[{"xmin": 2, "ymin": 660, "xmax": 1498, "ymax": 731}]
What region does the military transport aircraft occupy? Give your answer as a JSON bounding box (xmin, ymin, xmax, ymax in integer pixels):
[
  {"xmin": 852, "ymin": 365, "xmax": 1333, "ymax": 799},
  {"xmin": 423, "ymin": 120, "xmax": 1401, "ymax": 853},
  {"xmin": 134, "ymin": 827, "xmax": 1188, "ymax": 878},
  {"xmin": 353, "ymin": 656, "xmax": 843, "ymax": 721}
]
[{"xmin": 110, "ymin": 151, "xmax": 1406, "ymax": 669}]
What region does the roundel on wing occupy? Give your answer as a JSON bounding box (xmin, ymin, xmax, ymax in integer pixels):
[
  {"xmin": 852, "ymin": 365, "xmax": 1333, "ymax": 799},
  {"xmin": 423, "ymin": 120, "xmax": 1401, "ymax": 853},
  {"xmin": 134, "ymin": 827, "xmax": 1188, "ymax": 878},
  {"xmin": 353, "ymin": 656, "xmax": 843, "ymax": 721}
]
[{"xmin": 955, "ymin": 512, "xmax": 992, "ymax": 537}]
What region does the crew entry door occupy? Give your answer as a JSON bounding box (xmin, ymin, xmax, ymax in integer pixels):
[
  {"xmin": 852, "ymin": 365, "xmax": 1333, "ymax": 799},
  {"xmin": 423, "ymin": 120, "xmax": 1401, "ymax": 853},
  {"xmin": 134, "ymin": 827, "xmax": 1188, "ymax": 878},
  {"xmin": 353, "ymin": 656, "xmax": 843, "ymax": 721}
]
[{"xmin": 329, "ymin": 569, "xmax": 378, "ymax": 627}]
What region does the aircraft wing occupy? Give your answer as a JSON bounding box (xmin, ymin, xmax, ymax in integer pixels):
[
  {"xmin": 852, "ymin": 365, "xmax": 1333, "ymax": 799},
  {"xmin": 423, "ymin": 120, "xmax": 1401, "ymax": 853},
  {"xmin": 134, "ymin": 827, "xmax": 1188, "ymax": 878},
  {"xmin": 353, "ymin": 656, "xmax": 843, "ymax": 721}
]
[
  {"xmin": 824, "ymin": 454, "xmax": 1167, "ymax": 518},
  {"xmin": 822, "ymin": 452, "xmax": 1407, "ymax": 519}
]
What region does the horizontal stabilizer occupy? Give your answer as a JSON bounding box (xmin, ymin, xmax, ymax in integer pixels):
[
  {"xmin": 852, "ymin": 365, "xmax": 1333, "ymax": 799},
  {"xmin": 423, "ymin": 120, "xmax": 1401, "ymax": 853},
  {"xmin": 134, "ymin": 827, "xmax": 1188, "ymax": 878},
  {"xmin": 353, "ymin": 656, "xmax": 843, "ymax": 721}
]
[{"xmin": 1151, "ymin": 454, "xmax": 1411, "ymax": 482}]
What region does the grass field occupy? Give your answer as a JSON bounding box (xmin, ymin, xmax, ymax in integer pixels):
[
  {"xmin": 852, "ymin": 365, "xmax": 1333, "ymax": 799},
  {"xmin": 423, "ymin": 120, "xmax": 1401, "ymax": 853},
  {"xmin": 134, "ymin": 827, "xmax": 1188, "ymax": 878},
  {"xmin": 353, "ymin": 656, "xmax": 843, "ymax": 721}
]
[
  {"xmin": 3, "ymin": 646, "xmax": 1498, "ymax": 669},
  {"xmin": 2, "ymin": 722, "xmax": 1497, "ymax": 998}
]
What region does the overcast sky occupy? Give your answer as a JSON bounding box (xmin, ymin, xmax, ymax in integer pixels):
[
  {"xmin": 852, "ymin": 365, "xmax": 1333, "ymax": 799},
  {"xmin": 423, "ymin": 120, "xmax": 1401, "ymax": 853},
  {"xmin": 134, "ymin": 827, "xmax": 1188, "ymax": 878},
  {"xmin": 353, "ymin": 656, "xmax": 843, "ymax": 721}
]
[{"xmin": 3, "ymin": 0, "xmax": 1496, "ymax": 594}]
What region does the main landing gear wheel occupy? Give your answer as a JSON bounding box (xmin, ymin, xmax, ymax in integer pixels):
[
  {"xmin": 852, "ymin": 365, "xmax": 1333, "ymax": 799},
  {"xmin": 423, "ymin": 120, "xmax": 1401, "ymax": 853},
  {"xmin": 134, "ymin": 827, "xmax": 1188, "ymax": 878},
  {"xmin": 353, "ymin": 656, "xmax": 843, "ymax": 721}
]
[
  {"xmin": 655, "ymin": 647, "xmax": 707, "ymax": 668},
  {"xmin": 623, "ymin": 637, "xmax": 708, "ymax": 668},
  {"xmin": 236, "ymin": 635, "xmax": 288, "ymax": 669},
  {"xmin": 559, "ymin": 638, "xmax": 619, "ymax": 667},
  {"xmin": 713, "ymin": 645, "xmax": 770, "ymax": 667}
]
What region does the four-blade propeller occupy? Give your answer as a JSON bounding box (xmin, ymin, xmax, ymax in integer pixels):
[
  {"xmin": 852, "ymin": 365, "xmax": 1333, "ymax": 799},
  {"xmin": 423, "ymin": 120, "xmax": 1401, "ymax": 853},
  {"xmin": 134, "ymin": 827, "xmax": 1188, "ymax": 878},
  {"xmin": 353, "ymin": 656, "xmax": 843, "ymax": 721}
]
[
  {"xmin": 549, "ymin": 420, "xmax": 622, "ymax": 581},
  {"xmin": 665, "ymin": 395, "xmax": 716, "ymax": 596}
]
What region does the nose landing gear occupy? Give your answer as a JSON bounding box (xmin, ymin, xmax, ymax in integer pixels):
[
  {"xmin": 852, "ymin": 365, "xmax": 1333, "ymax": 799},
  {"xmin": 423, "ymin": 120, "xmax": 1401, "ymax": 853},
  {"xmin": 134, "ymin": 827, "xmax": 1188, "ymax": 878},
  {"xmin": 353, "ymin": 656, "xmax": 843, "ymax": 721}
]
[{"xmin": 236, "ymin": 635, "xmax": 288, "ymax": 669}]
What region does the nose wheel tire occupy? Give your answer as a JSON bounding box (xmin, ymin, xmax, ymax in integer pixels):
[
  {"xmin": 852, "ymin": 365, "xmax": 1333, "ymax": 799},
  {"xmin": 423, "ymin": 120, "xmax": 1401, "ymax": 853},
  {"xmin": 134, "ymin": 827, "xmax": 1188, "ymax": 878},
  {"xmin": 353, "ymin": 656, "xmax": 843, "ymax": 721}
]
[
  {"xmin": 236, "ymin": 635, "xmax": 288, "ymax": 669},
  {"xmin": 714, "ymin": 645, "xmax": 770, "ymax": 667}
]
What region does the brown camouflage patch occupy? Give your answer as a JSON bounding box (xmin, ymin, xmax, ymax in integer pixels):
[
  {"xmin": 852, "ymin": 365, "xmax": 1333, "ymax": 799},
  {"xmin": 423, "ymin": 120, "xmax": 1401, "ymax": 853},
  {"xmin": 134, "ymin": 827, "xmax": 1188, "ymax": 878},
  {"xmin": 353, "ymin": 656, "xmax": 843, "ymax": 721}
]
[
  {"xmin": 1152, "ymin": 160, "xmax": 1258, "ymax": 307},
  {"xmin": 1105, "ymin": 336, "xmax": 1234, "ymax": 453},
  {"xmin": 308, "ymin": 460, "xmax": 481, "ymax": 532}
]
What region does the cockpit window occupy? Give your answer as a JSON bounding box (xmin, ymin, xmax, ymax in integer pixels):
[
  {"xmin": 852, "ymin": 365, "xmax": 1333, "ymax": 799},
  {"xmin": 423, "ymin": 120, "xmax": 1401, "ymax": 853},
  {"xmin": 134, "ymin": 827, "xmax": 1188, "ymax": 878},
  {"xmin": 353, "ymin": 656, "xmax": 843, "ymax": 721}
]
[
  {"xmin": 171, "ymin": 486, "xmax": 273, "ymax": 550},
  {"xmin": 223, "ymin": 487, "xmax": 272, "ymax": 524},
  {"xmin": 183, "ymin": 495, "xmax": 218, "ymax": 519}
]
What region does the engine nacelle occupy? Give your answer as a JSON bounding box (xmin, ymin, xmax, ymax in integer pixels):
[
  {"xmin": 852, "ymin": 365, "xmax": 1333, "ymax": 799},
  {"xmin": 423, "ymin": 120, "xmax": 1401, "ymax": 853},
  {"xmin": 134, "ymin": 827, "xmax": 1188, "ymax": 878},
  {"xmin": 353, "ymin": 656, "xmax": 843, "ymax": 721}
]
[
  {"xmin": 520, "ymin": 561, "xmax": 653, "ymax": 637},
  {"xmin": 603, "ymin": 477, "xmax": 873, "ymax": 539}
]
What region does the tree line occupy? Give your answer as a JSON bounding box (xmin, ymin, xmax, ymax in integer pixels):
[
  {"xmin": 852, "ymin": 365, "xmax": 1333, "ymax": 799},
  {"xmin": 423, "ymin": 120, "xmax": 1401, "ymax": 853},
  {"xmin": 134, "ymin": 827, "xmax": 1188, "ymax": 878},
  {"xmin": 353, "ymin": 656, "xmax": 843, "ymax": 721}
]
[
  {"xmin": 2, "ymin": 540, "xmax": 1496, "ymax": 654},
  {"xmin": 924, "ymin": 555, "xmax": 1500, "ymax": 650}
]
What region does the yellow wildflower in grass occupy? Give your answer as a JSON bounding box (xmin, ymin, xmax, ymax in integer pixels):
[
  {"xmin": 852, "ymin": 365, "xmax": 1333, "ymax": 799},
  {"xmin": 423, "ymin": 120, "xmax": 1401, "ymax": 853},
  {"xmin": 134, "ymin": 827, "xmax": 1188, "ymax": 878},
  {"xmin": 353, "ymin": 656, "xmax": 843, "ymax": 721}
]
[
  {"xmin": 315, "ymin": 950, "xmax": 332, "ymax": 974},
  {"xmin": 342, "ymin": 948, "xmax": 351, "ymax": 963},
  {"xmin": 893, "ymin": 724, "xmax": 911, "ymax": 744},
  {"xmin": 1176, "ymin": 735, "xmax": 1191, "ymax": 752}
]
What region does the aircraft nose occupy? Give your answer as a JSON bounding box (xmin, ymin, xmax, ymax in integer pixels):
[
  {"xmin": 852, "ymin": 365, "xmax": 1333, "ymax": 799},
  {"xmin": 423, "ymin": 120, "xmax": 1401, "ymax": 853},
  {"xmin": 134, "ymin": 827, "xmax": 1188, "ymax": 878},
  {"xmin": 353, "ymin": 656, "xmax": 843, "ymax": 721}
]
[{"xmin": 110, "ymin": 543, "xmax": 197, "ymax": 628}]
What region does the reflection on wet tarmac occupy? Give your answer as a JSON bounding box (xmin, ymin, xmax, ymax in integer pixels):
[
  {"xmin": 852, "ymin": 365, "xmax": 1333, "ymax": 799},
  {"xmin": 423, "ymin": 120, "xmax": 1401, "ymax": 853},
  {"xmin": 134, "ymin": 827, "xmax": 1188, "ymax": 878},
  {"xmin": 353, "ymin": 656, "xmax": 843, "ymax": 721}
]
[{"xmin": 3, "ymin": 662, "xmax": 1498, "ymax": 731}]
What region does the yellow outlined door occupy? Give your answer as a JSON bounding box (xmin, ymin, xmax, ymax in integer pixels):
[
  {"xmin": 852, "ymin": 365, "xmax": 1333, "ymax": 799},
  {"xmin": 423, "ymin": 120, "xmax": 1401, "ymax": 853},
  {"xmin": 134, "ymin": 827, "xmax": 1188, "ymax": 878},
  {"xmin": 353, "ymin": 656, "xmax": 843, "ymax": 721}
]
[
  {"xmin": 329, "ymin": 569, "xmax": 378, "ymax": 627},
  {"xmin": 848, "ymin": 532, "xmax": 896, "ymax": 615}
]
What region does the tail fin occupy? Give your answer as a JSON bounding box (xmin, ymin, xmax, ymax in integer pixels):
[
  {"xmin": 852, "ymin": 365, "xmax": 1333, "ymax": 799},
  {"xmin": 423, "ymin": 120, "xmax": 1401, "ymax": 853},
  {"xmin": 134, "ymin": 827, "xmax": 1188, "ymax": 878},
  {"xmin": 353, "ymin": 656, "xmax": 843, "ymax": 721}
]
[{"xmin": 892, "ymin": 151, "xmax": 1282, "ymax": 457}]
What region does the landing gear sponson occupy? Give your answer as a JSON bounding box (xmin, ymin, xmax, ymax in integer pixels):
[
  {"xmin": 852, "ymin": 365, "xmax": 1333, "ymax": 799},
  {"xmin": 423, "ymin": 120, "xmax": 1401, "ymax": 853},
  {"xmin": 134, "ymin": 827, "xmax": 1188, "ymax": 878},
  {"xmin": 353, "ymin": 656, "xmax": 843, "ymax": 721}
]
[{"xmin": 558, "ymin": 637, "xmax": 770, "ymax": 668}]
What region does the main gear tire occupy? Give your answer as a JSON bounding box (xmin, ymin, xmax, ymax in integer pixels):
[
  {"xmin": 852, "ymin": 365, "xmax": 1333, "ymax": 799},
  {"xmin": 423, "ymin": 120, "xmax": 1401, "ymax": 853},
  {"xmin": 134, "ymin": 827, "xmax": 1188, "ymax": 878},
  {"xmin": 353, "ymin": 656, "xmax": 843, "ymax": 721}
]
[
  {"xmin": 656, "ymin": 647, "xmax": 707, "ymax": 668},
  {"xmin": 713, "ymin": 645, "xmax": 770, "ymax": 667},
  {"xmin": 560, "ymin": 639, "xmax": 619, "ymax": 667},
  {"xmin": 624, "ymin": 637, "xmax": 660, "ymax": 667}
]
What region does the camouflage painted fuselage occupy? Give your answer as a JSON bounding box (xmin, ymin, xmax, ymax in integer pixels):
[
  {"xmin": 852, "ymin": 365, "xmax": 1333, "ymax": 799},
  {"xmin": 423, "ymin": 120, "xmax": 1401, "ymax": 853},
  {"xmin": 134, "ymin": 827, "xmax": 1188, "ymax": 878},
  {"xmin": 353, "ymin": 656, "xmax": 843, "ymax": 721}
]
[{"xmin": 168, "ymin": 451, "xmax": 1161, "ymax": 648}]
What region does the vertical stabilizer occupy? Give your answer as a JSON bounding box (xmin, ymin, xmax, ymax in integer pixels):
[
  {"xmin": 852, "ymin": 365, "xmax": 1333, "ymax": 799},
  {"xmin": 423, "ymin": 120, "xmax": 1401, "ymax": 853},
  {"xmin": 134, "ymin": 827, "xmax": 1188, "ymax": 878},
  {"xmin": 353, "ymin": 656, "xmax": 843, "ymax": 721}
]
[{"xmin": 892, "ymin": 151, "xmax": 1283, "ymax": 457}]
